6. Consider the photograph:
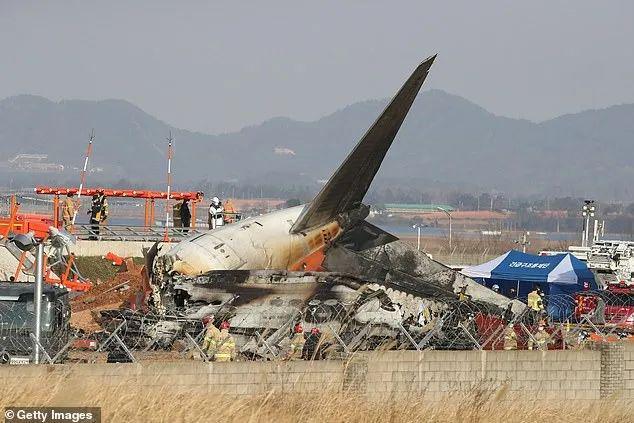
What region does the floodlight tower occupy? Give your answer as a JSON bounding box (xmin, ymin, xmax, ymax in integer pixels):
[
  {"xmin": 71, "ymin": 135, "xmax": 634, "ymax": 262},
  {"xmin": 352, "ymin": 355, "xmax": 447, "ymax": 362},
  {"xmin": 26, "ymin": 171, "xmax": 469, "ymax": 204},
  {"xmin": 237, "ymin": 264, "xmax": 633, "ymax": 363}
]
[{"xmin": 581, "ymin": 200, "xmax": 596, "ymax": 247}]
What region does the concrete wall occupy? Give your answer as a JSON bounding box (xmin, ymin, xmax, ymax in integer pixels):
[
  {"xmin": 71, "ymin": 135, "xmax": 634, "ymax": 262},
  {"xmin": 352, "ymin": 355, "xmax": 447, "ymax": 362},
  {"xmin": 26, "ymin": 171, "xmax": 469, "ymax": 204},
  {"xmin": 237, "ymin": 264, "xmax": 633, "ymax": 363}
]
[
  {"xmin": 71, "ymin": 240, "xmax": 159, "ymax": 258},
  {"xmin": 357, "ymin": 350, "xmax": 601, "ymax": 400},
  {"xmin": 2, "ymin": 346, "xmax": 634, "ymax": 399}
]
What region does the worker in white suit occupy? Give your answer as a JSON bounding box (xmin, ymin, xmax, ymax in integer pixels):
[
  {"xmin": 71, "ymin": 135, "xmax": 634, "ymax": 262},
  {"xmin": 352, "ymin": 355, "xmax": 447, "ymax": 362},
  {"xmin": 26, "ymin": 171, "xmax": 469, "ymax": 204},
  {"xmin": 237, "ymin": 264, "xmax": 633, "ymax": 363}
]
[{"xmin": 208, "ymin": 196, "xmax": 224, "ymax": 229}]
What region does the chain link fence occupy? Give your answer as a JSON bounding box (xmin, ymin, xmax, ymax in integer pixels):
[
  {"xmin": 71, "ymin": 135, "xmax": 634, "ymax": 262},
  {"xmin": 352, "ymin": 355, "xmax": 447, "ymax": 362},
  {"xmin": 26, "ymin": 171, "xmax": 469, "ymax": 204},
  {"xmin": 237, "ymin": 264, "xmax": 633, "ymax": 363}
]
[{"xmin": 1, "ymin": 289, "xmax": 632, "ymax": 366}]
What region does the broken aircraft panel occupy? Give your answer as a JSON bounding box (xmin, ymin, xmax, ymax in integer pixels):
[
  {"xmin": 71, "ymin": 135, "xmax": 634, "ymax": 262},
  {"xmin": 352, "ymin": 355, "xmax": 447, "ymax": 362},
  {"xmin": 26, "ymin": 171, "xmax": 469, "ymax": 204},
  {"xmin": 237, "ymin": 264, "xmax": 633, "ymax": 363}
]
[{"xmin": 135, "ymin": 56, "xmax": 527, "ymax": 357}]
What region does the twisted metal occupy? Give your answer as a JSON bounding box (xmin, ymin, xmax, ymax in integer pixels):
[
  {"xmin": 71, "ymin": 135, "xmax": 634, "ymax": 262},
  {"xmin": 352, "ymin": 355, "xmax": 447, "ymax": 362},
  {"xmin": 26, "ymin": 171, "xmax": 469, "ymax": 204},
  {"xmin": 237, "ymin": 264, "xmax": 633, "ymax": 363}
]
[{"xmin": 1, "ymin": 290, "xmax": 634, "ymax": 365}]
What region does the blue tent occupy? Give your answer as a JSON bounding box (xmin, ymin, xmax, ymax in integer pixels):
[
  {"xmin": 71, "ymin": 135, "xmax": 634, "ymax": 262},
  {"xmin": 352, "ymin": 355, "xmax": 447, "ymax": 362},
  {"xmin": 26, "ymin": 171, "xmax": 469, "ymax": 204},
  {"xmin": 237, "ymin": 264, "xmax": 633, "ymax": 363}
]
[{"xmin": 461, "ymin": 250, "xmax": 597, "ymax": 320}]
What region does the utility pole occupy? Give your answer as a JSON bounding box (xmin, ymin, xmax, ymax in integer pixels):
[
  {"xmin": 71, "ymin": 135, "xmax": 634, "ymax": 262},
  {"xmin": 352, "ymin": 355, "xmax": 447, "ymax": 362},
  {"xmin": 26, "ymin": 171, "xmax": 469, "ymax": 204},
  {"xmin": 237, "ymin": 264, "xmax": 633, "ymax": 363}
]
[{"xmin": 515, "ymin": 231, "xmax": 530, "ymax": 253}]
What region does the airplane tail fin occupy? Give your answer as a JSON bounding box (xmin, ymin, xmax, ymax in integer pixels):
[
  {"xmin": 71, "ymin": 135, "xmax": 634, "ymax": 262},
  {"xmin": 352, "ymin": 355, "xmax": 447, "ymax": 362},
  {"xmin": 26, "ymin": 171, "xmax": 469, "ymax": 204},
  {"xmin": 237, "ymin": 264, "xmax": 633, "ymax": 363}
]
[{"xmin": 290, "ymin": 55, "xmax": 436, "ymax": 233}]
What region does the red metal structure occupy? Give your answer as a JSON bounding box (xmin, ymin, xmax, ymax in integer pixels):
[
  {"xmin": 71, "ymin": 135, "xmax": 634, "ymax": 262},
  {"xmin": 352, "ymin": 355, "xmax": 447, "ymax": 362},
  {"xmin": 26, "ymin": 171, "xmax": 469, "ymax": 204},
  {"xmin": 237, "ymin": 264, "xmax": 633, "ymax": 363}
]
[
  {"xmin": 0, "ymin": 196, "xmax": 52, "ymax": 239},
  {"xmin": 35, "ymin": 186, "xmax": 204, "ymax": 228},
  {"xmin": 0, "ymin": 195, "xmax": 91, "ymax": 291},
  {"xmin": 11, "ymin": 246, "xmax": 92, "ymax": 292}
]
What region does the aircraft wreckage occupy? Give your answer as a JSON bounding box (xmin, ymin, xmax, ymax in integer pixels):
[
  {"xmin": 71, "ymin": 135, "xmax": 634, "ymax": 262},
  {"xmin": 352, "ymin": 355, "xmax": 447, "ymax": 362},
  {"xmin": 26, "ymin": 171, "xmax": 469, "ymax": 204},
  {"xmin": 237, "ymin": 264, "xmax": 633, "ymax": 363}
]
[{"xmin": 101, "ymin": 55, "xmax": 525, "ymax": 357}]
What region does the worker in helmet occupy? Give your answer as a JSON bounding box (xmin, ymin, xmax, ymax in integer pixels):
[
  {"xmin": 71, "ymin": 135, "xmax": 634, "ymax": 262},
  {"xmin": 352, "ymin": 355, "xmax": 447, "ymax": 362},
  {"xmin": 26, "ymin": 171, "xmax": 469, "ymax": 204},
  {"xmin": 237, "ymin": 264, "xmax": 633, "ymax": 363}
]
[
  {"xmin": 287, "ymin": 323, "xmax": 306, "ymax": 360},
  {"xmin": 302, "ymin": 327, "xmax": 322, "ymax": 360},
  {"xmin": 527, "ymin": 286, "xmax": 544, "ymax": 325},
  {"xmin": 528, "ymin": 325, "xmax": 552, "ymax": 351},
  {"xmin": 503, "ymin": 323, "xmax": 517, "ymax": 350},
  {"xmin": 61, "ymin": 192, "xmax": 76, "ymax": 232},
  {"xmin": 201, "ymin": 315, "xmax": 221, "ymax": 356},
  {"xmin": 212, "ymin": 321, "xmax": 236, "ymax": 362},
  {"xmin": 208, "ymin": 197, "xmax": 224, "ymax": 230},
  {"xmin": 491, "ymin": 284, "xmax": 500, "ymax": 293},
  {"xmin": 87, "ymin": 190, "xmax": 108, "ymax": 240}
]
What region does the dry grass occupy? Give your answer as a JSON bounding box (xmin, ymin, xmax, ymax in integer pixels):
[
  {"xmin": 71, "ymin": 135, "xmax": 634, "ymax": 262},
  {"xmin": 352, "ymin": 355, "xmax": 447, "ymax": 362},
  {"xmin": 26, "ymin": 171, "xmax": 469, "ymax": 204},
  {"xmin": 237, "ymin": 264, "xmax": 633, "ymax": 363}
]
[
  {"xmin": 400, "ymin": 235, "xmax": 572, "ymax": 265},
  {"xmin": 401, "ymin": 235, "xmax": 569, "ymax": 256},
  {"xmin": 0, "ymin": 375, "xmax": 632, "ymax": 422}
]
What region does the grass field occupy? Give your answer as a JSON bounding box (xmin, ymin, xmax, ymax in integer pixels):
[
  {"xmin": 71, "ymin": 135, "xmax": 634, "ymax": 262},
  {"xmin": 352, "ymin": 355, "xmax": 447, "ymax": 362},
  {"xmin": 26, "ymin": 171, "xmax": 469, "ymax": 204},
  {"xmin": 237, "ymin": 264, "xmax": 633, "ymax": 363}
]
[
  {"xmin": 400, "ymin": 235, "xmax": 572, "ymax": 265},
  {"xmin": 1, "ymin": 376, "xmax": 631, "ymax": 422},
  {"xmin": 74, "ymin": 256, "xmax": 144, "ymax": 283}
]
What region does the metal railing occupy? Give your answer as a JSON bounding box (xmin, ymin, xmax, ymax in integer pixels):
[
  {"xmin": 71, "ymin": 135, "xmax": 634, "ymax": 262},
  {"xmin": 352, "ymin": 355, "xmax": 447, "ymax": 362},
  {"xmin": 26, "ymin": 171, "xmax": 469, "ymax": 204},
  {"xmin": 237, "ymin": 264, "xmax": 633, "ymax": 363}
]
[{"xmin": 72, "ymin": 224, "xmax": 206, "ymax": 242}]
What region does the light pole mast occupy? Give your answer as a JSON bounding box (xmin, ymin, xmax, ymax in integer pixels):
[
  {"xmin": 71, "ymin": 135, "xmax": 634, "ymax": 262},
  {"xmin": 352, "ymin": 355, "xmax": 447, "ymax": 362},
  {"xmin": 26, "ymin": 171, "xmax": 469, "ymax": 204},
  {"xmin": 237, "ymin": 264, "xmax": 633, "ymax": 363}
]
[
  {"xmin": 412, "ymin": 223, "xmax": 422, "ymax": 251},
  {"xmin": 515, "ymin": 231, "xmax": 530, "ymax": 253},
  {"xmin": 436, "ymin": 207, "xmax": 452, "ymax": 250}
]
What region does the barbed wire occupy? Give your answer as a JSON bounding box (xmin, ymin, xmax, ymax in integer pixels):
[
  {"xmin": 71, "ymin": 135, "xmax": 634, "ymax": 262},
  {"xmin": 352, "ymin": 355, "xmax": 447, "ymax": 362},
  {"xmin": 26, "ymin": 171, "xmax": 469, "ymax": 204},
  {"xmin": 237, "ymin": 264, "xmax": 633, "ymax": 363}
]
[{"xmin": 2, "ymin": 290, "xmax": 634, "ymax": 366}]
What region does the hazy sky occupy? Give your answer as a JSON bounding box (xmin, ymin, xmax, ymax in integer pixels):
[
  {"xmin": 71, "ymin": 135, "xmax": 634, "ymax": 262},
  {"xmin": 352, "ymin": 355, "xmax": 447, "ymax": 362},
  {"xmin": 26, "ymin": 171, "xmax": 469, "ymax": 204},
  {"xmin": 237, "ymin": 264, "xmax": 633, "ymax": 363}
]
[{"xmin": 1, "ymin": 1, "xmax": 633, "ymax": 134}]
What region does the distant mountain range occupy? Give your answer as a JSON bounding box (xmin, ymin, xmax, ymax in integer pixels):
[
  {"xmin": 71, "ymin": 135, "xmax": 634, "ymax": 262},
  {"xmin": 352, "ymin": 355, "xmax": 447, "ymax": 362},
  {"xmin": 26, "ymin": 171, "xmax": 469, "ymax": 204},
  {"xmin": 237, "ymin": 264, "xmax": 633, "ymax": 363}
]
[{"xmin": 1, "ymin": 90, "xmax": 633, "ymax": 199}]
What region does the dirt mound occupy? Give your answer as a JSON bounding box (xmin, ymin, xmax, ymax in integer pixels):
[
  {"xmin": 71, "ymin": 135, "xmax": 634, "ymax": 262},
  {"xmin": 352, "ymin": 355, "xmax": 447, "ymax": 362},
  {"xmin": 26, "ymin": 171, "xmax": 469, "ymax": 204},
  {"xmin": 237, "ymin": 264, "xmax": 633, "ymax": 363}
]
[
  {"xmin": 71, "ymin": 258, "xmax": 148, "ymax": 313},
  {"xmin": 70, "ymin": 304, "xmax": 119, "ymax": 333}
]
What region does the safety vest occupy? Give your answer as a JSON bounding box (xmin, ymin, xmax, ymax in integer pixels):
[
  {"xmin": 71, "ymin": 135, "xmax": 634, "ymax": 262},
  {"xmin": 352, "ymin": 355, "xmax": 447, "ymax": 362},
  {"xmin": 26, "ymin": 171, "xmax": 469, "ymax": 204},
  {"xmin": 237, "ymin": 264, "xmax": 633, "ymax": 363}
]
[
  {"xmin": 289, "ymin": 333, "xmax": 305, "ymax": 360},
  {"xmin": 527, "ymin": 291, "xmax": 543, "ymax": 311},
  {"xmin": 202, "ymin": 323, "xmax": 221, "ymax": 353},
  {"xmin": 213, "ymin": 331, "xmax": 235, "ymax": 362},
  {"xmin": 503, "ymin": 327, "xmax": 517, "ymax": 350},
  {"xmin": 62, "ymin": 198, "xmax": 75, "ymax": 220},
  {"xmin": 90, "ymin": 196, "xmax": 108, "ymax": 222},
  {"xmin": 529, "ymin": 330, "xmax": 551, "ymax": 350}
]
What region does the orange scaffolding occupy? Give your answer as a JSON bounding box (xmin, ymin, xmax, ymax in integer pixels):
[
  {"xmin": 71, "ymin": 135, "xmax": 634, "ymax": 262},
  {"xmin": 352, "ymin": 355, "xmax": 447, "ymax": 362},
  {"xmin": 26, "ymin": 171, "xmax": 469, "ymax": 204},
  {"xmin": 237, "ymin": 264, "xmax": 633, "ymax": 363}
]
[
  {"xmin": 0, "ymin": 195, "xmax": 91, "ymax": 291},
  {"xmin": 0, "ymin": 196, "xmax": 53, "ymax": 239},
  {"xmin": 35, "ymin": 186, "xmax": 204, "ymax": 227}
]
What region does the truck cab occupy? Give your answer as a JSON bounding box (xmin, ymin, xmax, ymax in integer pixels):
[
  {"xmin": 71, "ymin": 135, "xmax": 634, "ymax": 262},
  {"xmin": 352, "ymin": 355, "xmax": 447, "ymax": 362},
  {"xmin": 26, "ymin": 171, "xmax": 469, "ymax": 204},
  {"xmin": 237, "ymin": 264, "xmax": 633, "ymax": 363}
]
[{"xmin": 0, "ymin": 282, "xmax": 71, "ymax": 364}]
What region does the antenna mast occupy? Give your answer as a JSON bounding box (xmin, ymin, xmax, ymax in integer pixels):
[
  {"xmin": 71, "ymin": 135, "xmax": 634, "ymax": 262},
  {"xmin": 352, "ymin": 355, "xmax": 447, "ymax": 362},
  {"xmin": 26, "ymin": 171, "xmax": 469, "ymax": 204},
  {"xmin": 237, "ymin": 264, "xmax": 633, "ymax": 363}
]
[
  {"xmin": 164, "ymin": 132, "xmax": 174, "ymax": 241},
  {"xmin": 72, "ymin": 129, "xmax": 94, "ymax": 225}
]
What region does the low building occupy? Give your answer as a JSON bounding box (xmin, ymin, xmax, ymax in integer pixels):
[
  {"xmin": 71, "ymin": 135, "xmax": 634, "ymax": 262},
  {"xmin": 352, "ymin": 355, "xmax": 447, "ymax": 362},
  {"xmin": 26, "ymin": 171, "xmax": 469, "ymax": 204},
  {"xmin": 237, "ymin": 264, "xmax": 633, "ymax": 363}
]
[{"xmin": 384, "ymin": 203, "xmax": 455, "ymax": 214}]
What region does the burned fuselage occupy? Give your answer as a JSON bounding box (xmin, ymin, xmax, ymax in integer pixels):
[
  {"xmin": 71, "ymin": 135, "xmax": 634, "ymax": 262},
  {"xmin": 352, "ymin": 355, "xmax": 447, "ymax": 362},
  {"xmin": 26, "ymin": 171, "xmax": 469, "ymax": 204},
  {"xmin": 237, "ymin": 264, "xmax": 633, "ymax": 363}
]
[
  {"xmin": 139, "ymin": 55, "xmax": 524, "ymax": 357},
  {"xmin": 150, "ymin": 268, "xmax": 455, "ymax": 356},
  {"xmin": 153, "ymin": 206, "xmax": 343, "ymax": 278}
]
